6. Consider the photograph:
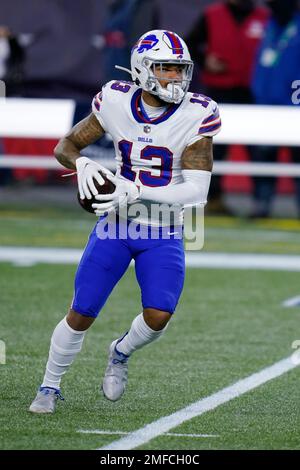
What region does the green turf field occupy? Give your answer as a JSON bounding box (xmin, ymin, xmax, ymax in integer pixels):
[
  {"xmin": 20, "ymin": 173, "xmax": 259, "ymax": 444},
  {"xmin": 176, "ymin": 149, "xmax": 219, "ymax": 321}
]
[
  {"xmin": 1, "ymin": 204, "xmax": 300, "ymax": 253},
  {"xmin": 1, "ymin": 205, "xmax": 300, "ymax": 450}
]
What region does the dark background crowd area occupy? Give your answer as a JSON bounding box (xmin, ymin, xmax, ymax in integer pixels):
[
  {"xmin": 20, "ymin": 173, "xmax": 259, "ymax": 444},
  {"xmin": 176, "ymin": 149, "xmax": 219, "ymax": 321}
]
[{"xmin": 1, "ymin": 0, "xmax": 215, "ymax": 100}]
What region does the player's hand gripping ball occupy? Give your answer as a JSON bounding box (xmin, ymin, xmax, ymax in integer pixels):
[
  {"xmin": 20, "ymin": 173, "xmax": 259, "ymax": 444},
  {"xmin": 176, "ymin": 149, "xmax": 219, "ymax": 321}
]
[
  {"xmin": 75, "ymin": 157, "xmax": 116, "ymax": 214},
  {"xmin": 77, "ymin": 172, "xmax": 115, "ymax": 213}
]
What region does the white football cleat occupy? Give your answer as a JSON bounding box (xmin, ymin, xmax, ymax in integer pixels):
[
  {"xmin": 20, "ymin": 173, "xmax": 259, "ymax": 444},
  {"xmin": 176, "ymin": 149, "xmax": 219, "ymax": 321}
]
[
  {"xmin": 29, "ymin": 386, "xmax": 64, "ymax": 414},
  {"xmin": 102, "ymin": 339, "xmax": 129, "ymax": 401}
]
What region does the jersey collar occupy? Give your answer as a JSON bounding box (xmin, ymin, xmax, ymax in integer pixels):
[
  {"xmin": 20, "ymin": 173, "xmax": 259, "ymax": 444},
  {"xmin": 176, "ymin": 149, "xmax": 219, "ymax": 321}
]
[{"xmin": 131, "ymin": 88, "xmax": 181, "ymax": 125}]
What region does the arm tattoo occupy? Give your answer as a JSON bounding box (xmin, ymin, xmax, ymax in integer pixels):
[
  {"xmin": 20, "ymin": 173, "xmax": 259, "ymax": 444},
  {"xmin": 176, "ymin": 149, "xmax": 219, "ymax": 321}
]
[
  {"xmin": 181, "ymin": 137, "xmax": 213, "ymax": 171},
  {"xmin": 54, "ymin": 113, "xmax": 105, "ymax": 169},
  {"xmin": 65, "ymin": 113, "xmax": 104, "ymax": 149}
]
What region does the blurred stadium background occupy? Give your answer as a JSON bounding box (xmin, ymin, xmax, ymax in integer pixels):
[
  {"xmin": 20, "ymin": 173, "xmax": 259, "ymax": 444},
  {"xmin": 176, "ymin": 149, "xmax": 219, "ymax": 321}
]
[{"xmin": 1, "ymin": 0, "xmax": 300, "ymax": 451}]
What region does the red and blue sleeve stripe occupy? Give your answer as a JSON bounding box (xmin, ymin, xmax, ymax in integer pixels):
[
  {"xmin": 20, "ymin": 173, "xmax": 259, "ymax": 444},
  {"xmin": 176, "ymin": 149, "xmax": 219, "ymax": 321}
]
[
  {"xmin": 93, "ymin": 91, "xmax": 102, "ymax": 112},
  {"xmin": 198, "ymin": 111, "xmax": 221, "ymax": 134},
  {"xmin": 201, "ymin": 109, "xmax": 220, "ymax": 126}
]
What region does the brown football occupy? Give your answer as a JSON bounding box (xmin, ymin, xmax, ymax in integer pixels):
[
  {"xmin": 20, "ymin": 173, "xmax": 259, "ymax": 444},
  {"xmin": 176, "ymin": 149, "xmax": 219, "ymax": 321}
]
[{"xmin": 77, "ymin": 173, "xmax": 116, "ymax": 214}]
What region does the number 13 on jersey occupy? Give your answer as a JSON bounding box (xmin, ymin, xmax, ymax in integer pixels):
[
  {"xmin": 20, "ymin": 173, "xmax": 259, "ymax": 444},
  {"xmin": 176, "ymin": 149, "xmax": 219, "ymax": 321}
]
[{"xmin": 119, "ymin": 140, "xmax": 173, "ymax": 187}]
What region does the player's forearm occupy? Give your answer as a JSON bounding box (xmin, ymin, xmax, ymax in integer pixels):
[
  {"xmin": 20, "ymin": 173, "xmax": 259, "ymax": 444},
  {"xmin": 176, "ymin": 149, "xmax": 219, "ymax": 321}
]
[
  {"xmin": 138, "ymin": 137, "xmax": 213, "ymax": 205},
  {"xmin": 54, "ymin": 113, "xmax": 105, "ymax": 170},
  {"xmin": 139, "ymin": 170, "xmax": 211, "ymax": 206},
  {"xmin": 54, "ymin": 137, "xmax": 81, "ymax": 170}
]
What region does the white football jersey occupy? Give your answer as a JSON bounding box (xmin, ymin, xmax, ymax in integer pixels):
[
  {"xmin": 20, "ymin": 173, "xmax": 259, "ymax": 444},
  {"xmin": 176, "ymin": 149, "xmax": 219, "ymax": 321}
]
[{"xmin": 92, "ymin": 80, "xmax": 221, "ymax": 226}]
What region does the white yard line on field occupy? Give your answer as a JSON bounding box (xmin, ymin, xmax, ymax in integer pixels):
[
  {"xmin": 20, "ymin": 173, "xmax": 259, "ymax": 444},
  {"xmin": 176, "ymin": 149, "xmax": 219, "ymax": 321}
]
[
  {"xmin": 78, "ymin": 430, "xmax": 219, "ymax": 438},
  {"xmin": 97, "ymin": 356, "xmax": 299, "ymax": 450},
  {"xmin": 282, "ymin": 295, "xmax": 300, "ymax": 307},
  {"xmin": 1, "ymin": 246, "xmax": 300, "ymax": 271},
  {"xmin": 184, "ymin": 252, "xmax": 300, "ymax": 271}
]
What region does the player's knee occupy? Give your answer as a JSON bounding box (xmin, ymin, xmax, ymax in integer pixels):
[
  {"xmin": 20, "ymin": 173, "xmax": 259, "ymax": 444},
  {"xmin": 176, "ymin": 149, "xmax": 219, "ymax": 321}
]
[
  {"xmin": 143, "ymin": 308, "xmax": 172, "ymax": 331},
  {"xmin": 66, "ymin": 308, "xmax": 96, "ymax": 331}
]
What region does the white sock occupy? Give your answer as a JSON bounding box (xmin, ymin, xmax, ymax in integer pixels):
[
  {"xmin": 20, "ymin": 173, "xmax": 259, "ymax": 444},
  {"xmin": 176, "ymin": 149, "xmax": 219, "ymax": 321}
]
[
  {"xmin": 116, "ymin": 312, "xmax": 167, "ymax": 357},
  {"xmin": 41, "ymin": 317, "xmax": 86, "ymax": 390}
]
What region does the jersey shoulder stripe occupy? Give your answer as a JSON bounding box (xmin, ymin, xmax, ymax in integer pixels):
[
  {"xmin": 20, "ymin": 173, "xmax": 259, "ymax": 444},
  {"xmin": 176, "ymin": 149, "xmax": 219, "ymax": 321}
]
[
  {"xmin": 198, "ymin": 107, "xmax": 221, "ymax": 134},
  {"xmin": 198, "ymin": 120, "xmax": 221, "ymax": 134},
  {"xmin": 92, "ymin": 91, "xmax": 103, "ymax": 111}
]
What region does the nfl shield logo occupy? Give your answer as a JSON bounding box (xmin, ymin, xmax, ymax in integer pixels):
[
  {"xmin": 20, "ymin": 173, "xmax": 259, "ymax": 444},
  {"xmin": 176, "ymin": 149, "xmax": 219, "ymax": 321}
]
[{"xmin": 144, "ymin": 125, "xmax": 151, "ymax": 134}]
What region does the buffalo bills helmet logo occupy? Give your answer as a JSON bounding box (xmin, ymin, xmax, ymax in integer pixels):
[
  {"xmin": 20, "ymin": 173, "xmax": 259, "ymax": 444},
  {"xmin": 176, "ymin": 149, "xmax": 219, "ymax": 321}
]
[{"xmin": 136, "ymin": 34, "xmax": 159, "ymax": 53}]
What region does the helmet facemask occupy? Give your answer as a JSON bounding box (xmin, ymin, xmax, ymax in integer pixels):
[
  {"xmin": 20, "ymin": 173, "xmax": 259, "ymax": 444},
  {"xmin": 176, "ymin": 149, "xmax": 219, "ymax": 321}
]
[{"xmin": 138, "ymin": 58, "xmax": 194, "ymax": 104}]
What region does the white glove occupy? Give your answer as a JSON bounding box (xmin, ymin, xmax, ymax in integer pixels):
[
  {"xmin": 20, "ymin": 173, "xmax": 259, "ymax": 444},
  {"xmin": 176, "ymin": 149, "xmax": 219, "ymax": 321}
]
[
  {"xmin": 92, "ymin": 176, "xmax": 140, "ymax": 216},
  {"xmin": 75, "ymin": 156, "xmax": 114, "ymax": 200},
  {"xmin": 92, "ymin": 199, "xmax": 119, "ymax": 217}
]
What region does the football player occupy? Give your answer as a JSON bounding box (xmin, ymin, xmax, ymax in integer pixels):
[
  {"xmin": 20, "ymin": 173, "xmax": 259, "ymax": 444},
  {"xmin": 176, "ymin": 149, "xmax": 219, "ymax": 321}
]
[{"xmin": 29, "ymin": 30, "xmax": 221, "ymax": 413}]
